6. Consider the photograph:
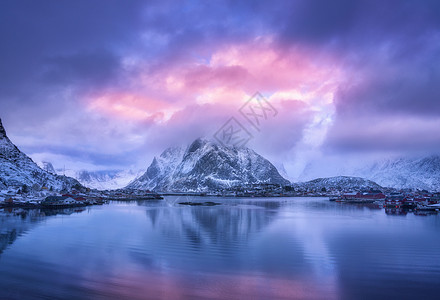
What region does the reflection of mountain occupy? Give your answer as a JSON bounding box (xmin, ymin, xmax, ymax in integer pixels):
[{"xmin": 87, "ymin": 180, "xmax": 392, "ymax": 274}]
[
  {"xmin": 0, "ymin": 210, "xmax": 44, "ymax": 256},
  {"xmin": 135, "ymin": 198, "xmax": 327, "ymax": 279},
  {"xmin": 0, "ymin": 208, "xmax": 87, "ymax": 256},
  {"xmin": 142, "ymin": 199, "xmax": 280, "ymax": 252}
]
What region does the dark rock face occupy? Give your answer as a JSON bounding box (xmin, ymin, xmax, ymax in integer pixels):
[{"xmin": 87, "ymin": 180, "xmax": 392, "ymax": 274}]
[
  {"xmin": 145, "ymin": 158, "xmax": 161, "ymax": 179},
  {"xmin": 127, "ymin": 138, "xmax": 290, "ymax": 192},
  {"xmin": 0, "ymin": 119, "xmax": 6, "ymax": 139},
  {"xmin": 42, "ymin": 161, "xmax": 56, "ymax": 174}
]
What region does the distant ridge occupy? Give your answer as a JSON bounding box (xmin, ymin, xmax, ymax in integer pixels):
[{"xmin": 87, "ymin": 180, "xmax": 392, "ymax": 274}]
[
  {"xmin": 293, "ymin": 176, "xmax": 383, "ymax": 191},
  {"xmin": 299, "ymin": 155, "xmax": 440, "ymax": 192}
]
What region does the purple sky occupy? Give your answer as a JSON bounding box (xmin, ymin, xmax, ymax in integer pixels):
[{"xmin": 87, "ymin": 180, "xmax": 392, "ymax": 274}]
[{"xmin": 1, "ymin": 0, "xmax": 439, "ymax": 177}]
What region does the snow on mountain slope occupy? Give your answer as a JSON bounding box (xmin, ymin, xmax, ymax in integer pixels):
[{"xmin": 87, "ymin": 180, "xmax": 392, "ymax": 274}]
[
  {"xmin": 37, "ymin": 162, "xmax": 145, "ymax": 191},
  {"xmin": 0, "ymin": 119, "xmax": 81, "ymax": 191},
  {"xmin": 41, "ymin": 161, "xmax": 56, "ymax": 174},
  {"xmin": 127, "ymin": 138, "xmax": 290, "ymax": 192},
  {"xmin": 354, "ymin": 156, "xmax": 440, "ymax": 191},
  {"xmin": 293, "ymin": 176, "xmax": 383, "ymax": 192},
  {"xmin": 62, "ymin": 169, "xmax": 144, "ymax": 190},
  {"xmin": 296, "ymin": 155, "xmax": 440, "ymax": 191}
]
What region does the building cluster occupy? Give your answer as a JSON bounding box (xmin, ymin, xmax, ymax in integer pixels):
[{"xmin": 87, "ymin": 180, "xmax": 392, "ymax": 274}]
[
  {"xmin": 0, "ymin": 186, "xmax": 106, "ymax": 209},
  {"xmin": 330, "ymin": 190, "xmax": 440, "ymax": 214},
  {"xmin": 215, "ymin": 183, "xmax": 294, "ymax": 197}
]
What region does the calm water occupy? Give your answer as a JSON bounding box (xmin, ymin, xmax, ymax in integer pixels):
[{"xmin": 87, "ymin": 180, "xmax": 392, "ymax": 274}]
[{"xmin": 1, "ymin": 197, "xmax": 440, "ymax": 300}]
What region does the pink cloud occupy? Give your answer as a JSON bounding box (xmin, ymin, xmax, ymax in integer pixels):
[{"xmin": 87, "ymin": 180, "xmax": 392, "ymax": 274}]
[
  {"xmin": 88, "ymin": 37, "xmax": 344, "ymax": 117},
  {"xmin": 83, "ymin": 268, "xmax": 339, "ymax": 300},
  {"xmin": 87, "ymin": 92, "xmax": 173, "ymax": 122},
  {"xmin": 81, "ymin": 37, "xmax": 346, "ymax": 160}
]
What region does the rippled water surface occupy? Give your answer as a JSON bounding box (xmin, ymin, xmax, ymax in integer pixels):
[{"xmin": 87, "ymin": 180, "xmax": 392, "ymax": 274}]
[{"xmin": 1, "ymin": 197, "xmax": 440, "ymax": 299}]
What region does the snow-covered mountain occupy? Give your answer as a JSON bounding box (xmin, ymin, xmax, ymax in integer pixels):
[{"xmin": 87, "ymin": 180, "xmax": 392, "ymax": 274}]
[
  {"xmin": 297, "ymin": 155, "xmax": 440, "ymax": 191},
  {"xmin": 37, "ymin": 160, "xmax": 144, "ymax": 190},
  {"xmin": 63, "ymin": 169, "xmax": 144, "ymax": 190},
  {"xmin": 41, "ymin": 161, "xmax": 56, "ymax": 174},
  {"xmin": 0, "ymin": 119, "xmax": 81, "ymax": 191},
  {"xmin": 293, "ymin": 176, "xmax": 383, "ymax": 192},
  {"xmin": 354, "ymin": 156, "xmax": 440, "ymax": 191},
  {"xmin": 127, "ymin": 138, "xmax": 290, "ymax": 192}
]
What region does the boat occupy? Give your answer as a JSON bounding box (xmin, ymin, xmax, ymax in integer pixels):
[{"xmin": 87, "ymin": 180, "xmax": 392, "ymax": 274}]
[
  {"xmin": 329, "ymin": 196, "xmax": 341, "ymax": 201},
  {"xmin": 416, "ymin": 203, "xmax": 440, "ymax": 212}
]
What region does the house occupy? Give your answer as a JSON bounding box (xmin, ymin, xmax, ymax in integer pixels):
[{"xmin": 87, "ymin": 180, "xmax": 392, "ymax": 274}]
[
  {"xmin": 342, "ymin": 192, "xmax": 359, "ymax": 199},
  {"xmin": 4, "ymin": 197, "xmax": 14, "ymax": 204},
  {"xmin": 342, "ymin": 191, "xmax": 385, "ymax": 201}
]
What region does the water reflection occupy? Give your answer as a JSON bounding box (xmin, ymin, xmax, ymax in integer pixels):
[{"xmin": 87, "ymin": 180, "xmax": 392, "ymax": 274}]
[
  {"xmin": 385, "ymin": 207, "xmax": 408, "ymax": 215},
  {"xmin": 145, "ymin": 200, "xmax": 277, "ymax": 243},
  {"xmin": 0, "ymin": 207, "xmax": 87, "ymax": 256},
  {"xmin": 0, "ymin": 197, "xmax": 439, "ymax": 299}
]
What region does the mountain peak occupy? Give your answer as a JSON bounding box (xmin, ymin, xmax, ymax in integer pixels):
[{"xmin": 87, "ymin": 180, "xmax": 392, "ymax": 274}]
[
  {"xmin": 187, "ymin": 138, "xmax": 207, "ymax": 153},
  {"xmin": 184, "ymin": 138, "xmax": 217, "ymax": 160},
  {"xmin": 0, "ymin": 118, "xmax": 7, "ymax": 139},
  {"xmin": 127, "ymin": 138, "xmax": 289, "ymax": 191}
]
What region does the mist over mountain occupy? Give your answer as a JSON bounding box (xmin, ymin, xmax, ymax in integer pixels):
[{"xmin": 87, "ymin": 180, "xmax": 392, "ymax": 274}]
[
  {"xmin": 63, "ymin": 169, "xmax": 144, "ymax": 190},
  {"xmin": 3, "ymin": 111, "xmax": 439, "ymax": 193}
]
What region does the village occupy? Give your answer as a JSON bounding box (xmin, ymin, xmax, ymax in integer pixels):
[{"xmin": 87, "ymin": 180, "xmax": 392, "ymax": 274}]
[
  {"xmin": 0, "ymin": 184, "xmax": 105, "ymax": 209},
  {"xmin": 0, "ymin": 184, "xmax": 164, "ymax": 209},
  {"xmin": 213, "ymin": 183, "xmax": 440, "ymax": 214},
  {"xmin": 1, "ymin": 182, "xmax": 440, "ymax": 214},
  {"xmin": 328, "ymin": 190, "xmax": 440, "ymax": 212}
]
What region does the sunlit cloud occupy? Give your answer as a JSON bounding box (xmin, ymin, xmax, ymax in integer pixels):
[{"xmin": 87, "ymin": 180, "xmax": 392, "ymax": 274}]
[
  {"xmin": 72, "ymin": 36, "xmax": 347, "ymax": 175},
  {"xmin": 87, "ymin": 37, "xmax": 345, "ymax": 136},
  {"xmin": 87, "ymin": 93, "xmax": 173, "ymax": 122},
  {"xmin": 2, "ymin": 0, "xmax": 437, "ymax": 174}
]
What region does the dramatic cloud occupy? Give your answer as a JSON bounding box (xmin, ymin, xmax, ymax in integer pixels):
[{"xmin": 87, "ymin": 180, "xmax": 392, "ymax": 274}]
[{"xmin": 1, "ymin": 0, "xmax": 439, "ymax": 177}]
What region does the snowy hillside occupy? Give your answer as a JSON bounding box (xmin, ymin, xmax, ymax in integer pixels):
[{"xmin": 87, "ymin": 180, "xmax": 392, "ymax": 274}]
[
  {"xmin": 127, "ymin": 138, "xmax": 290, "ymax": 192},
  {"xmin": 354, "ymin": 156, "xmax": 440, "ymax": 191},
  {"xmin": 293, "ymin": 176, "xmax": 383, "ymax": 192},
  {"xmin": 295, "ymin": 154, "xmax": 440, "ymax": 192},
  {"xmin": 0, "ymin": 119, "xmax": 81, "ymax": 191}
]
